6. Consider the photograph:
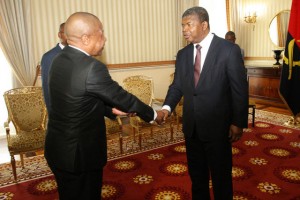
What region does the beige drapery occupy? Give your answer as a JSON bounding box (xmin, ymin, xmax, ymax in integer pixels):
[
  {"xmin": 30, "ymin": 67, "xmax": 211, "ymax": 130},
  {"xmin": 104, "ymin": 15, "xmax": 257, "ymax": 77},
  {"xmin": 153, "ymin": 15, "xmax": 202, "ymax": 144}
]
[
  {"xmin": 0, "ymin": 0, "xmax": 35, "ymax": 86},
  {"xmin": 227, "ymin": 0, "xmax": 243, "ymax": 45},
  {"xmin": 277, "ymin": 13, "xmax": 288, "ymax": 47}
]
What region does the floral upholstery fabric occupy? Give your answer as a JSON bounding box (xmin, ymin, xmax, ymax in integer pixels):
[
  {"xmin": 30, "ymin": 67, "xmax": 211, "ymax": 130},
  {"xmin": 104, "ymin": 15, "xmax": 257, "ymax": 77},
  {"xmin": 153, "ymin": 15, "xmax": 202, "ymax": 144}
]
[
  {"xmin": 8, "ymin": 129, "xmax": 45, "ymax": 152},
  {"xmin": 4, "ymin": 87, "xmax": 47, "ymax": 132},
  {"xmin": 122, "ymin": 75, "xmax": 154, "ymax": 106}
]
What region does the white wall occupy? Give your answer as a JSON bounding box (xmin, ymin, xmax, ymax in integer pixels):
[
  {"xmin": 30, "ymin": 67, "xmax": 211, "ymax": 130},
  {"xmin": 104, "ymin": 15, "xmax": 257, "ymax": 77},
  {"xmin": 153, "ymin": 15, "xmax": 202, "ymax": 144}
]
[{"xmin": 110, "ymin": 65, "xmax": 175, "ymax": 100}]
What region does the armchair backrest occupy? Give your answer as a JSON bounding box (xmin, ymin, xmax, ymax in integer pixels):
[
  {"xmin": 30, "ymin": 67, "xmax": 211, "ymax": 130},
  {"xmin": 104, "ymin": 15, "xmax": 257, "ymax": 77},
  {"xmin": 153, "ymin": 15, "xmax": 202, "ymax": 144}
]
[
  {"xmin": 122, "ymin": 75, "xmax": 154, "ymax": 106},
  {"xmin": 3, "ymin": 86, "xmax": 47, "ymax": 132}
]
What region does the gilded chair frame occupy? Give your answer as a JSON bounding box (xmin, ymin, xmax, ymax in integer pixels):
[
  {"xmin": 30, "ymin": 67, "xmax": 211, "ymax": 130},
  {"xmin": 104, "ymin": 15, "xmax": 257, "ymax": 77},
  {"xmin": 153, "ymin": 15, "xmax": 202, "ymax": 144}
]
[
  {"xmin": 3, "ymin": 86, "xmax": 47, "ymax": 182},
  {"xmin": 105, "ymin": 117, "xmax": 123, "ymax": 154},
  {"xmin": 122, "ymin": 75, "xmax": 155, "ymax": 149}
]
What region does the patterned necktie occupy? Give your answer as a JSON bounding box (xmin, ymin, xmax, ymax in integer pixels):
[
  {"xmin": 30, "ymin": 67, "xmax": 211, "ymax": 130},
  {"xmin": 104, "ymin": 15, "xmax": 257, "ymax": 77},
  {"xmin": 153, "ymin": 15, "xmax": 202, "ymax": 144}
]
[{"xmin": 194, "ymin": 44, "xmax": 202, "ymax": 87}]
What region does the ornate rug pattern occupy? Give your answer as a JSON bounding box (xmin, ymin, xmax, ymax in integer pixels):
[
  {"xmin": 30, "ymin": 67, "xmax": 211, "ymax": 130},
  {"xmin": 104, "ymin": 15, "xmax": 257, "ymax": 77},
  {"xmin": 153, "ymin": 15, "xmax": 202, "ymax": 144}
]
[{"xmin": 0, "ymin": 110, "xmax": 299, "ymax": 199}]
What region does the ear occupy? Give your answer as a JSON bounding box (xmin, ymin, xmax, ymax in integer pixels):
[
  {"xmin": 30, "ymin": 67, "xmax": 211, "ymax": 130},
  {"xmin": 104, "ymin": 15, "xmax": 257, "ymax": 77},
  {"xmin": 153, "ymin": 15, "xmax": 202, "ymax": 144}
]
[
  {"xmin": 81, "ymin": 34, "xmax": 90, "ymax": 45},
  {"xmin": 202, "ymin": 21, "xmax": 208, "ymax": 30}
]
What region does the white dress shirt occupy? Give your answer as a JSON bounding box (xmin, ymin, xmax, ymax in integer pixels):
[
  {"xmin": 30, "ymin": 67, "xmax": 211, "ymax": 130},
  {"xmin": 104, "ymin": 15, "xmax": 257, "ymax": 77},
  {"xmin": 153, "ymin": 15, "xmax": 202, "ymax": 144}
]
[
  {"xmin": 193, "ymin": 32, "xmax": 214, "ymax": 73},
  {"xmin": 162, "ymin": 32, "xmax": 214, "ymax": 113}
]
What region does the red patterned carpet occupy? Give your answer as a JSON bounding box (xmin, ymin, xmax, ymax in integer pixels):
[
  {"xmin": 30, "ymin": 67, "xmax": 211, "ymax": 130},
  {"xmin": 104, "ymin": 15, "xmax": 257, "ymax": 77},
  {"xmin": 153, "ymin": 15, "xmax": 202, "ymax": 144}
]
[{"xmin": 0, "ymin": 111, "xmax": 300, "ymax": 200}]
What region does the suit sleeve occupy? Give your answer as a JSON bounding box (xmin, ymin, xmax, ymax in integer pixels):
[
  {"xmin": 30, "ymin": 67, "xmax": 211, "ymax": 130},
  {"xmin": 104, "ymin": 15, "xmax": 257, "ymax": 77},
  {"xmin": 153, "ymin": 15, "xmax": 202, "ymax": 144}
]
[
  {"xmin": 163, "ymin": 50, "xmax": 184, "ymax": 112},
  {"xmin": 86, "ymin": 61, "xmax": 154, "ymax": 123},
  {"xmin": 227, "ymin": 44, "xmax": 249, "ymax": 128}
]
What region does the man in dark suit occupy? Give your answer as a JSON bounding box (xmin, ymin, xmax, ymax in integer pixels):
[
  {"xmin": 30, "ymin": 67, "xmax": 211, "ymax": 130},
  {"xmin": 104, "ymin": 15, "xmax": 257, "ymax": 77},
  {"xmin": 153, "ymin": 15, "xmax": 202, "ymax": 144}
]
[
  {"xmin": 45, "ymin": 12, "xmax": 164, "ymax": 200},
  {"xmin": 225, "ymin": 31, "xmax": 245, "ymax": 59},
  {"xmin": 161, "ymin": 7, "xmax": 248, "ymax": 200},
  {"xmin": 41, "ymin": 22, "xmax": 67, "ymax": 111}
]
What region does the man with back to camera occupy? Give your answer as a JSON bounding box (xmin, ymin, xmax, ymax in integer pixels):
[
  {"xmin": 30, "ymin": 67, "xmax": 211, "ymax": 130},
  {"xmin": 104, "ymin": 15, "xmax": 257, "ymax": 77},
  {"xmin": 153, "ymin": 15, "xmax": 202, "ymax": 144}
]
[
  {"xmin": 161, "ymin": 7, "xmax": 248, "ymax": 200},
  {"xmin": 41, "ymin": 22, "xmax": 67, "ymax": 111},
  {"xmin": 45, "ymin": 12, "xmax": 165, "ymax": 200}
]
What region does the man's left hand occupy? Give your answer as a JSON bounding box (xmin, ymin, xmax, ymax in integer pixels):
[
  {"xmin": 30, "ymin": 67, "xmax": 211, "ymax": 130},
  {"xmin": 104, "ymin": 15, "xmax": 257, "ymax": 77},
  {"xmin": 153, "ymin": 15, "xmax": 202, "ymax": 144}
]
[{"xmin": 228, "ymin": 124, "xmax": 243, "ymax": 143}]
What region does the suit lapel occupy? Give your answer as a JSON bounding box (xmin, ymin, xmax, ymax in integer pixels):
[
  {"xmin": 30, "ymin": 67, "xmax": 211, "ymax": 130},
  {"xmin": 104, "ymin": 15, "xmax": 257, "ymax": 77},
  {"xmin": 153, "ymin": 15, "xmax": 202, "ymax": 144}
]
[
  {"xmin": 197, "ymin": 35, "xmax": 220, "ymax": 86},
  {"xmin": 185, "ymin": 44, "xmax": 195, "ymax": 87}
]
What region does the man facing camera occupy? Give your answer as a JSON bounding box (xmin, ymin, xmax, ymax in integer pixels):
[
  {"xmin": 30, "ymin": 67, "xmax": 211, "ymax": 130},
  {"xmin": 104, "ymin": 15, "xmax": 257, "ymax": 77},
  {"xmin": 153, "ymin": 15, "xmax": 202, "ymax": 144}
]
[
  {"xmin": 161, "ymin": 7, "xmax": 248, "ymax": 200},
  {"xmin": 45, "ymin": 12, "xmax": 164, "ymax": 200},
  {"xmin": 225, "ymin": 31, "xmax": 245, "ymax": 59}
]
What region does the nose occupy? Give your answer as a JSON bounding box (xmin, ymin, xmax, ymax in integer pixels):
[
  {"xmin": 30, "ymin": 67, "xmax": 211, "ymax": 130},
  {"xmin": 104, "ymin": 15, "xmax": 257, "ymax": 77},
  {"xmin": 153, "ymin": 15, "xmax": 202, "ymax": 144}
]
[{"xmin": 182, "ymin": 25, "xmax": 188, "ymax": 33}]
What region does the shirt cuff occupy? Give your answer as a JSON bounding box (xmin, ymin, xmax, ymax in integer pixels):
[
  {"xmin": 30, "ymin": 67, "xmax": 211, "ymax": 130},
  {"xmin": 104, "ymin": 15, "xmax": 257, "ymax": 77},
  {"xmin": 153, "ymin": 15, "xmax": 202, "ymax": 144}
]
[
  {"xmin": 161, "ymin": 105, "xmax": 171, "ymax": 113},
  {"xmin": 150, "ymin": 108, "xmax": 157, "ymax": 124}
]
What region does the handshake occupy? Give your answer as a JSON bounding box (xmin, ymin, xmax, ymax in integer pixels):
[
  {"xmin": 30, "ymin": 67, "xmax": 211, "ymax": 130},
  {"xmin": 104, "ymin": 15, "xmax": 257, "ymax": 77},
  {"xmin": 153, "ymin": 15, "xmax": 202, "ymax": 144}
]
[
  {"xmin": 112, "ymin": 108, "xmax": 170, "ymax": 125},
  {"xmin": 155, "ymin": 109, "xmax": 169, "ymax": 125}
]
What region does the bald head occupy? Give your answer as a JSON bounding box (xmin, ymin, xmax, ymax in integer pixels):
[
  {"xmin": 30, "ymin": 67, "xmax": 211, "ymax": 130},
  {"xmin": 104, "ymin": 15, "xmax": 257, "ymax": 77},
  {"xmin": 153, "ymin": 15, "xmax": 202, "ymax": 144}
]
[{"xmin": 65, "ymin": 12, "xmax": 106, "ymax": 56}]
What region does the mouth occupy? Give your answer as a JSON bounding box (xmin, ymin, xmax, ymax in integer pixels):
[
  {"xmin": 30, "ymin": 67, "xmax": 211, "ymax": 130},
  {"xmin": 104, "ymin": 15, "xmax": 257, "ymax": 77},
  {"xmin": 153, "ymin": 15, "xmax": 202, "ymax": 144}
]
[{"xmin": 183, "ymin": 34, "xmax": 190, "ymax": 40}]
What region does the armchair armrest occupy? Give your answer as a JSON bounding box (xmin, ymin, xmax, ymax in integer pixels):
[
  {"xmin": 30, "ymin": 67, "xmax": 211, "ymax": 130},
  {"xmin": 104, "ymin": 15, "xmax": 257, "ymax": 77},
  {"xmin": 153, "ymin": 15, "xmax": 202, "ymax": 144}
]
[{"xmin": 4, "ymin": 120, "xmax": 11, "ymax": 139}]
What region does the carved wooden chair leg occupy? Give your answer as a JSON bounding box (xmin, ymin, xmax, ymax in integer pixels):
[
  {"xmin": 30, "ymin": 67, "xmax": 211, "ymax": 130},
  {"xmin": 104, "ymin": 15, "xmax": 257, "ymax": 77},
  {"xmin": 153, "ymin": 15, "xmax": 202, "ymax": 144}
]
[
  {"xmin": 11, "ymin": 155, "xmax": 17, "ymax": 182},
  {"xmin": 252, "ymin": 105, "xmax": 256, "ymax": 127},
  {"xmin": 132, "ymin": 127, "xmax": 136, "ymax": 142},
  {"xmin": 20, "ymin": 153, "xmax": 24, "ymax": 167},
  {"xmin": 120, "ymin": 137, "xmax": 123, "ymax": 155},
  {"xmin": 177, "ymin": 116, "xmax": 180, "ymax": 129},
  {"xmin": 150, "ymin": 127, "xmax": 153, "ymax": 138},
  {"xmin": 138, "ymin": 132, "xmax": 142, "ymax": 150},
  {"xmin": 170, "ymin": 123, "xmax": 174, "ymax": 141}
]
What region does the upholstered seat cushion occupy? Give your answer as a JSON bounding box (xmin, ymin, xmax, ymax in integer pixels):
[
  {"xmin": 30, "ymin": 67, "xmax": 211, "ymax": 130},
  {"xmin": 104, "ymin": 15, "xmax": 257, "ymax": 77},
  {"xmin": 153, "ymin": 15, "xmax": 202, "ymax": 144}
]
[{"xmin": 8, "ymin": 129, "xmax": 46, "ymax": 152}]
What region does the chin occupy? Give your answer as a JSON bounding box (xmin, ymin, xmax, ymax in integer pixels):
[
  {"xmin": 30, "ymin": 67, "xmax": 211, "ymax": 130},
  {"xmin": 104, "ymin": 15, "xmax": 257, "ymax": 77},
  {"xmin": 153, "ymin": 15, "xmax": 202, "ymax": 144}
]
[
  {"xmin": 186, "ymin": 39, "xmax": 195, "ymax": 44},
  {"xmin": 97, "ymin": 50, "xmax": 103, "ymax": 56}
]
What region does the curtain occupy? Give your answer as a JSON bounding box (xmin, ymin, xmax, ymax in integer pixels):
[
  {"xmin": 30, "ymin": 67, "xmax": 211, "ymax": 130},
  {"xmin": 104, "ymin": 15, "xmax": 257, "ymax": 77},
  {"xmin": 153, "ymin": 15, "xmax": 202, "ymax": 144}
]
[
  {"xmin": 0, "ymin": 0, "xmax": 35, "ymax": 86},
  {"xmin": 226, "ymin": 0, "xmax": 230, "ymax": 31},
  {"xmin": 278, "ymin": 12, "xmax": 289, "ymax": 48},
  {"xmin": 228, "ymin": 0, "xmax": 244, "ymax": 49},
  {"xmin": 228, "ymin": 0, "xmax": 242, "ymax": 35}
]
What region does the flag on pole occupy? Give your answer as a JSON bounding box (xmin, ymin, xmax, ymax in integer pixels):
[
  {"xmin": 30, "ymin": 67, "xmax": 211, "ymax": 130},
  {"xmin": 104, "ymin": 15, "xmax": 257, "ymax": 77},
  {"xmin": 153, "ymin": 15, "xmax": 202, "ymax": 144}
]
[{"xmin": 279, "ymin": 0, "xmax": 300, "ymax": 117}]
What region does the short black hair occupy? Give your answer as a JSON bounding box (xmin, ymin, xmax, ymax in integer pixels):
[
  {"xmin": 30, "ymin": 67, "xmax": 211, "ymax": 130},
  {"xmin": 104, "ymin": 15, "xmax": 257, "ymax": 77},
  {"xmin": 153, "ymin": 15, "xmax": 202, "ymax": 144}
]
[
  {"xmin": 225, "ymin": 31, "xmax": 236, "ymax": 38},
  {"xmin": 182, "ymin": 6, "xmax": 210, "ymax": 26}
]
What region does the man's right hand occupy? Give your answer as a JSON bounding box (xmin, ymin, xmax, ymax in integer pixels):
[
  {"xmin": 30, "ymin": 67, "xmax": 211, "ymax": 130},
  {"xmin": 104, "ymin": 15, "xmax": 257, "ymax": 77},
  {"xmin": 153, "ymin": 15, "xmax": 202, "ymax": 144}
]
[
  {"xmin": 155, "ymin": 109, "xmax": 169, "ymax": 125},
  {"xmin": 161, "ymin": 109, "xmax": 169, "ymax": 121},
  {"xmin": 155, "ymin": 110, "xmax": 167, "ymax": 125}
]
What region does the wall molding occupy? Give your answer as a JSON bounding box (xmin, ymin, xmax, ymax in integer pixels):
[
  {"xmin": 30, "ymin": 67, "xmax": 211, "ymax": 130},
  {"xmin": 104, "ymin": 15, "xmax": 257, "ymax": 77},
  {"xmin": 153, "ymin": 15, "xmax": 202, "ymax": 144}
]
[
  {"xmin": 245, "ymin": 57, "xmax": 274, "ymax": 60},
  {"xmin": 107, "ymin": 60, "xmax": 175, "ymax": 69}
]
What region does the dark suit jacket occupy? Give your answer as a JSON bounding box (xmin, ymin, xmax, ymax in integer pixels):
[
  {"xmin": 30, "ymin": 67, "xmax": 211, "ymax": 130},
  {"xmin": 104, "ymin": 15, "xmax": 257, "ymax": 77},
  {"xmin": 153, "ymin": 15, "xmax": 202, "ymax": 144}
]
[
  {"xmin": 164, "ymin": 34, "xmax": 248, "ymax": 141},
  {"xmin": 41, "ymin": 43, "xmax": 62, "ymax": 111},
  {"xmin": 45, "ymin": 46, "xmax": 154, "ymax": 172}
]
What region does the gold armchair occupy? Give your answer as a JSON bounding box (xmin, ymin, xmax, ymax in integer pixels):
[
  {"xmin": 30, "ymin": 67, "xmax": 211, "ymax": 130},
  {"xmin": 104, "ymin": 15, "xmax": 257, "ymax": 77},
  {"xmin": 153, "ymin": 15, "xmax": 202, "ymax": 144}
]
[
  {"xmin": 105, "ymin": 117, "xmax": 123, "ymax": 155},
  {"xmin": 3, "ymin": 86, "xmax": 47, "ymax": 182},
  {"xmin": 122, "ymin": 75, "xmax": 155, "ymax": 149}
]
